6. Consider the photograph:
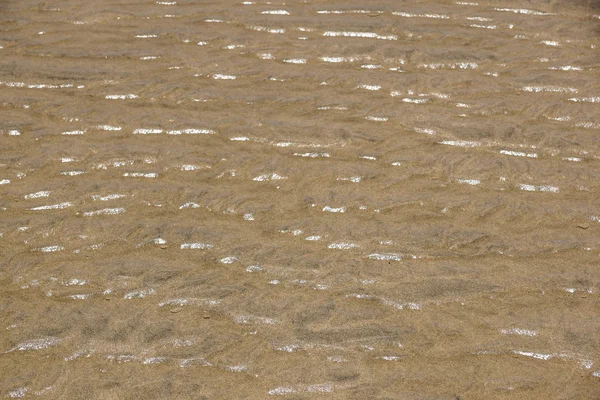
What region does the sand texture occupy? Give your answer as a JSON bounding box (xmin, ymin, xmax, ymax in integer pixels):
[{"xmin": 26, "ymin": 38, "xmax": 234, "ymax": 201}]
[{"xmin": 1, "ymin": 0, "xmax": 600, "ymax": 398}]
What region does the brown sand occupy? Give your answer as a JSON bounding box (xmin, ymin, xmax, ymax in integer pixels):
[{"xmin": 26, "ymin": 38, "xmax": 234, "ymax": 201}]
[{"xmin": 1, "ymin": 0, "xmax": 600, "ymax": 398}]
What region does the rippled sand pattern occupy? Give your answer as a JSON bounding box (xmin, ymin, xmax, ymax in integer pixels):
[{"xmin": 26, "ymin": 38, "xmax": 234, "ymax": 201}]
[{"xmin": 2, "ymin": 0, "xmax": 600, "ymax": 398}]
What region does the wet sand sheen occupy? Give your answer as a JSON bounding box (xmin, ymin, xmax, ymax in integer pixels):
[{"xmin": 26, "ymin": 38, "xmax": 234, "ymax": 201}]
[{"xmin": 1, "ymin": 0, "xmax": 600, "ymax": 398}]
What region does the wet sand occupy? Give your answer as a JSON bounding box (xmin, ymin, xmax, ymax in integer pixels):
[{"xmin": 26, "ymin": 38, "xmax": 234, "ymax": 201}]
[{"xmin": 1, "ymin": 0, "xmax": 600, "ymax": 398}]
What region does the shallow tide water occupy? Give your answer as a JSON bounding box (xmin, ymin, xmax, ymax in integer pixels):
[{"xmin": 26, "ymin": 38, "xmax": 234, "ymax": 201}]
[{"xmin": 1, "ymin": 0, "xmax": 600, "ymax": 398}]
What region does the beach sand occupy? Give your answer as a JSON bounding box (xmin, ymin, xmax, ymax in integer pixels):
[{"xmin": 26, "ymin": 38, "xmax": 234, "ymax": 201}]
[{"xmin": 1, "ymin": 0, "xmax": 600, "ymax": 398}]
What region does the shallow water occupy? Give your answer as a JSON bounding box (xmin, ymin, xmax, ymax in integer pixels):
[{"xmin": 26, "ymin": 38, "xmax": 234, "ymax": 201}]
[{"xmin": 1, "ymin": 0, "xmax": 600, "ymax": 398}]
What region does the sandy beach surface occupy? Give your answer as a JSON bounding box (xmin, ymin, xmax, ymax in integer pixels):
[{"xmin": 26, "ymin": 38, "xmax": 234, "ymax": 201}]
[{"xmin": 1, "ymin": 0, "xmax": 600, "ymax": 398}]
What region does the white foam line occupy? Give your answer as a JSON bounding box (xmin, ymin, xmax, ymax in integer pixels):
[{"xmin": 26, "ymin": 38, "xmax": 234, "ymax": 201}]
[
  {"xmin": 268, "ymin": 387, "xmax": 297, "ymax": 395},
  {"xmin": 62, "ymin": 130, "xmax": 85, "ymax": 135},
  {"xmin": 150, "ymin": 238, "xmax": 167, "ymax": 245},
  {"xmin": 568, "ymin": 97, "xmax": 600, "ymax": 103},
  {"xmin": 166, "ymin": 128, "xmax": 215, "ymax": 135},
  {"xmin": 323, "ymin": 206, "xmax": 345, "ymax": 213},
  {"xmin": 9, "ymin": 337, "xmax": 60, "ymax": 351},
  {"xmin": 368, "ymin": 253, "xmax": 402, "ymax": 261},
  {"xmin": 262, "ymin": 10, "xmax": 289, "ymax": 15},
  {"xmin": 293, "ymin": 152, "xmax": 330, "ymax": 158},
  {"xmin": 468, "ymin": 24, "xmax": 497, "ymax": 29},
  {"xmin": 549, "ymin": 66, "xmax": 582, "ymax": 71},
  {"xmin": 158, "ymin": 298, "xmax": 191, "ymax": 307},
  {"xmin": 283, "ymin": 58, "xmax": 306, "ymax": 64},
  {"xmin": 65, "ymin": 278, "xmax": 86, "ymax": 286},
  {"xmin": 402, "ymin": 98, "xmax": 429, "ymax": 104},
  {"xmin": 250, "ymin": 26, "xmax": 285, "ymax": 34},
  {"xmin": 426, "ymin": 92, "xmax": 450, "ymax": 99},
  {"xmin": 438, "ymin": 140, "xmax": 480, "ymax": 147},
  {"xmin": 319, "ymin": 56, "xmax": 359, "ymax": 63},
  {"xmin": 180, "ymin": 243, "xmax": 213, "ymax": 249},
  {"xmin": 24, "ymin": 190, "xmax": 50, "ymax": 199},
  {"xmin": 95, "ymin": 160, "xmax": 134, "ymax": 170},
  {"xmin": 233, "ymin": 315, "xmax": 276, "ymax": 325},
  {"xmin": 328, "ymin": 242, "xmax": 359, "ymax": 250},
  {"xmin": 541, "ymin": 40, "xmax": 559, "ymax": 46},
  {"xmin": 457, "ymin": 178, "xmax": 480, "ymax": 185},
  {"xmin": 392, "ymin": 11, "xmax": 449, "ymax": 19},
  {"xmin": 82, "ymin": 208, "xmax": 125, "ymax": 216},
  {"xmin": 323, "ymin": 31, "xmax": 397, "ymax": 40},
  {"xmin": 575, "ymin": 122, "xmax": 600, "ymax": 129},
  {"xmin": 212, "ymin": 74, "xmax": 236, "ymax": 80},
  {"xmin": 357, "ymin": 84, "xmax": 381, "ymax": 91},
  {"xmin": 124, "ymin": 288, "xmax": 156, "ymax": 299},
  {"xmin": 95, "ymin": 125, "xmax": 122, "ymax": 131},
  {"xmin": 105, "ymin": 94, "xmax": 139, "ymax": 100},
  {"xmin": 254, "ymin": 138, "xmax": 339, "ymax": 149},
  {"xmin": 317, "ymin": 10, "xmax": 382, "ymax": 14},
  {"xmin": 414, "ymin": 127, "xmax": 436, "ymax": 135},
  {"xmin": 122, "ymin": 172, "xmax": 157, "ymax": 178},
  {"xmin": 306, "ymin": 384, "xmax": 333, "ymax": 393},
  {"xmin": 337, "ymin": 176, "xmax": 361, "ymax": 183},
  {"xmin": 420, "ymin": 63, "xmax": 478, "ymax": 70},
  {"xmin": 253, "ymin": 173, "xmax": 286, "ymax": 181},
  {"xmin": 69, "ymin": 294, "xmax": 91, "ymax": 300},
  {"xmin": 548, "ymin": 116, "xmax": 571, "ymax": 122},
  {"xmin": 258, "ymin": 53, "xmax": 275, "ymax": 60},
  {"xmin": 35, "ymin": 246, "xmax": 64, "ymax": 253},
  {"xmin": 501, "ymin": 328, "xmax": 537, "ymax": 336},
  {"xmin": 318, "ymin": 106, "xmax": 348, "ymax": 110},
  {"xmin": 29, "ymin": 202, "xmax": 72, "ymax": 210},
  {"xmin": 512, "ymin": 350, "xmax": 553, "ymax": 360},
  {"xmin": 493, "ymin": 8, "xmax": 555, "ymax": 16},
  {"xmin": 134, "ymin": 128, "xmax": 163, "ymax": 134},
  {"xmin": 141, "ymin": 357, "xmax": 167, "ymax": 365},
  {"xmin": 522, "ymin": 86, "xmax": 577, "ymax": 93},
  {"xmin": 519, "ymin": 184, "xmax": 559, "ymax": 193},
  {"xmin": 0, "ymin": 81, "xmax": 82, "ymax": 89},
  {"xmin": 179, "ymin": 164, "xmax": 209, "ymax": 171},
  {"xmin": 0, "ymin": 179, "xmax": 11, "ymax": 185},
  {"xmin": 500, "ymin": 150, "xmax": 537, "ymax": 158}
]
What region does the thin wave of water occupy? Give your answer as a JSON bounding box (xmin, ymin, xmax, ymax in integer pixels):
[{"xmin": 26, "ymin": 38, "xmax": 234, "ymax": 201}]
[{"xmin": 1, "ymin": 0, "xmax": 600, "ymax": 398}]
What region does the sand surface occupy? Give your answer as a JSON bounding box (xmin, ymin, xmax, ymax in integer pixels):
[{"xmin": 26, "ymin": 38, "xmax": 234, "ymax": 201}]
[{"xmin": 1, "ymin": 0, "xmax": 600, "ymax": 398}]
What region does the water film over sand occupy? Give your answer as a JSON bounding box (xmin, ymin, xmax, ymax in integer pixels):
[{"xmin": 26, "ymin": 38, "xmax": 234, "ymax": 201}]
[{"xmin": 1, "ymin": 0, "xmax": 600, "ymax": 398}]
